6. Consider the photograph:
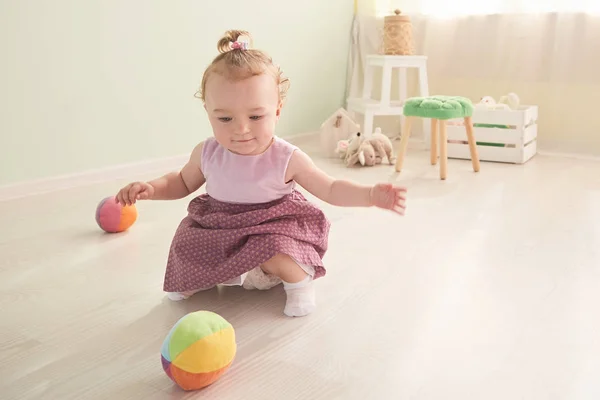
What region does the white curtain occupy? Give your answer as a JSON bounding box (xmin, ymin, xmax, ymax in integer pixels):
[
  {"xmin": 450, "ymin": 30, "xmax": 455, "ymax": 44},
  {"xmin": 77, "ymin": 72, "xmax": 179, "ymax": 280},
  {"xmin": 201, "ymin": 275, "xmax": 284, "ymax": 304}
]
[
  {"xmin": 376, "ymin": 0, "xmax": 600, "ymax": 16},
  {"xmin": 349, "ymin": 1, "xmax": 600, "ymax": 155}
]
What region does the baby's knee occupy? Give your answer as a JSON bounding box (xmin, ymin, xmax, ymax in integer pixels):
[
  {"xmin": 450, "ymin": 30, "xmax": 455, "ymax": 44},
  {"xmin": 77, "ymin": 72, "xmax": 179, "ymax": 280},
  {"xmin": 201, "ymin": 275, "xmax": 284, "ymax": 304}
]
[
  {"xmin": 260, "ymin": 253, "xmax": 313, "ymax": 284},
  {"xmin": 261, "ymin": 253, "xmax": 295, "ymax": 274}
]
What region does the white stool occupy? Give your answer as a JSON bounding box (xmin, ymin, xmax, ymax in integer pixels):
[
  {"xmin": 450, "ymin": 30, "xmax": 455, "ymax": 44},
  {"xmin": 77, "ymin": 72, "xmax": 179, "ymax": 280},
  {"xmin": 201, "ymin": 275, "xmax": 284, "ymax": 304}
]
[{"xmin": 346, "ymin": 55, "xmax": 430, "ymax": 141}]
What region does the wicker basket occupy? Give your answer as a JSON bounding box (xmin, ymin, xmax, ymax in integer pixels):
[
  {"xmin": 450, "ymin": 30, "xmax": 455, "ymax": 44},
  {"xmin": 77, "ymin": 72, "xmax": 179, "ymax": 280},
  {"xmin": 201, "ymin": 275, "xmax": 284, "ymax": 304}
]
[{"xmin": 383, "ymin": 9, "xmax": 414, "ymax": 55}]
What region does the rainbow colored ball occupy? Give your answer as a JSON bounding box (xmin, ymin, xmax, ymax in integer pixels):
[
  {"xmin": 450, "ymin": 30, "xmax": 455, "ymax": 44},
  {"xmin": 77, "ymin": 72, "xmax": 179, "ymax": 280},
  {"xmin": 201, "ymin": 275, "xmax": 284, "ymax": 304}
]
[
  {"xmin": 161, "ymin": 311, "xmax": 236, "ymax": 391},
  {"xmin": 95, "ymin": 196, "xmax": 138, "ymax": 233}
]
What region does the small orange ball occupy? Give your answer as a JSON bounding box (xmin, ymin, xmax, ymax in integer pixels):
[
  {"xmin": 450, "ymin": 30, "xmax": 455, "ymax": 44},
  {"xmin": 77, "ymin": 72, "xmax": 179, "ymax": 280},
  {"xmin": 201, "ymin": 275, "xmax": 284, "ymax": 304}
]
[{"xmin": 95, "ymin": 196, "xmax": 138, "ymax": 233}]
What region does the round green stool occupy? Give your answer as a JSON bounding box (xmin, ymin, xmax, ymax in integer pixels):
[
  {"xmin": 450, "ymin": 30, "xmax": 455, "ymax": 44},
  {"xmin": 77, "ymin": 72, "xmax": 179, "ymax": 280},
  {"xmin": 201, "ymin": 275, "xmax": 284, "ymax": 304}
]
[{"xmin": 394, "ymin": 95, "xmax": 481, "ymax": 180}]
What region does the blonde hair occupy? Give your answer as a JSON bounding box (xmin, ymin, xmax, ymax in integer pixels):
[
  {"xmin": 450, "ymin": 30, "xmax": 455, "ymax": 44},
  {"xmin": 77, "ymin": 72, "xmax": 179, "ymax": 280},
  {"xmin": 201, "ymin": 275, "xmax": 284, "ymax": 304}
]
[{"xmin": 196, "ymin": 30, "xmax": 290, "ymax": 104}]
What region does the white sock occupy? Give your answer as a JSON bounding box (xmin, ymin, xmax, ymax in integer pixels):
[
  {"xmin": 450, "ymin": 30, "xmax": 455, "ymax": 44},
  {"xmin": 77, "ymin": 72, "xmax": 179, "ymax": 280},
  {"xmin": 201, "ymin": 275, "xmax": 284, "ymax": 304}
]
[
  {"xmin": 166, "ymin": 287, "xmax": 211, "ymax": 301},
  {"xmin": 283, "ymin": 275, "xmax": 316, "ymax": 317},
  {"xmin": 166, "ymin": 292, "xmax": 189, "ymax": 301}
]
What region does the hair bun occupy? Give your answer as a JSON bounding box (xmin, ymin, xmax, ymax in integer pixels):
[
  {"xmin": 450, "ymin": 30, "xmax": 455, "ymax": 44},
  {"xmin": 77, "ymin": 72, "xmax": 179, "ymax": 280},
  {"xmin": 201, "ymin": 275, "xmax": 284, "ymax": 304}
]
[{"xmin": 217, "ymin": 30, "xmax": 253, "ymax": 54}]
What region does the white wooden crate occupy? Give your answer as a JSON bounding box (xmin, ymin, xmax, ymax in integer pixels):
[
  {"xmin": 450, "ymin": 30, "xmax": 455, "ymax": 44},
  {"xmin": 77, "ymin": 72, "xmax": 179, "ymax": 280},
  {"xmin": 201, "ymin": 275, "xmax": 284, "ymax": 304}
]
[{"xmin": 446, "ymin": 105, "xmax": 538, "ymax": 164}]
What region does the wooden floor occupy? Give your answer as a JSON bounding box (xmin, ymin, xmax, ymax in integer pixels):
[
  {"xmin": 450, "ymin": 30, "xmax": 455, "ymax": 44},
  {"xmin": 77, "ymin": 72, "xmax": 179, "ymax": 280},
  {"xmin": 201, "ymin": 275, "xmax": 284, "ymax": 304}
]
[{"xmin": 2, "ymin": 137, "xmax": 600, "ymax": 400}]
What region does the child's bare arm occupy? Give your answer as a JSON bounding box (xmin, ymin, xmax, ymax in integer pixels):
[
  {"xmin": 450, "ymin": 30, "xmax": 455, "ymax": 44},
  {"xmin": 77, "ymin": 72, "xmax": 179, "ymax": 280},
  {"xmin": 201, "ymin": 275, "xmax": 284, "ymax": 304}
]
[
  {"xmin": 287, "ymin": 150, "xmax": 371, "ymax": 207},
  {"xmin": 148, "ymin": 161, "xmax": 205, "ymax": 201},
  {"xmin": 287, "ymin": 150, "xmax": 407, "ymax": 214},
  {"xmin": 116, "ymin": 143, "xmax": 206, "ymax": 205}
]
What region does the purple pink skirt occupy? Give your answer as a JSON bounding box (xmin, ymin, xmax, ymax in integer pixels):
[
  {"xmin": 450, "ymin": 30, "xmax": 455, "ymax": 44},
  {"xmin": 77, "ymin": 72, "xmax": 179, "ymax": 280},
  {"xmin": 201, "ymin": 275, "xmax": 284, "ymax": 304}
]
[{"xmin": 163, "ymin": 190, "xmax": 330, "ymax": 293}]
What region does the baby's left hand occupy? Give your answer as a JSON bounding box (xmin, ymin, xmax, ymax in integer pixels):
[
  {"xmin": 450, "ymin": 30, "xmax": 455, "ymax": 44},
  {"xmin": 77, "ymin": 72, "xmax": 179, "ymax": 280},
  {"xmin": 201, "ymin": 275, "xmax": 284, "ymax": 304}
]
[{"xmin": 370, "ymin": 183, "xmax": 407, "ymax": 215}]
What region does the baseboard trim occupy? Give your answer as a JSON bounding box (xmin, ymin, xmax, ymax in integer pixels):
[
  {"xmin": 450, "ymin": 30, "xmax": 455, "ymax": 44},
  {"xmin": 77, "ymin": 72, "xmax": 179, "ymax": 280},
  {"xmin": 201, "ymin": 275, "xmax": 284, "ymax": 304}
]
[
  {"xmin": 537, "ymin": 150, "xmax": 600, "ymax": 162},
  {"xmin": 0, "ymin": 154, "xmax": 189, "ymax": 202}
]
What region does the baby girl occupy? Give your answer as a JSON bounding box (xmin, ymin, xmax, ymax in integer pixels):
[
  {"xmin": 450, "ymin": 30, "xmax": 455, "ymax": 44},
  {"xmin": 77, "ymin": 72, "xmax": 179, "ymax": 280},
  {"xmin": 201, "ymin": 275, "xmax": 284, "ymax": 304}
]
[{"xmin": 116, "ymin": 30, "xmax": 407, "ymax": 317}]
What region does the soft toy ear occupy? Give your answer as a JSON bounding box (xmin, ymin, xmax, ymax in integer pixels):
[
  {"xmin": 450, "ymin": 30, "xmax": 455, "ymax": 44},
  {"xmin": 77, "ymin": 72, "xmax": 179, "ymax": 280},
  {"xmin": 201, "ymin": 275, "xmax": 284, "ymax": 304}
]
[
  {"xmin": 371, "ymin": 139, "xmax": 385, "ymax": 156},
  {"xmin": 499, "ymin": 92, "xmax": 520, "ymax": 109},
  {"xmin": 358, "ymin": 151, "xmax": 365, "ymax": 166}
]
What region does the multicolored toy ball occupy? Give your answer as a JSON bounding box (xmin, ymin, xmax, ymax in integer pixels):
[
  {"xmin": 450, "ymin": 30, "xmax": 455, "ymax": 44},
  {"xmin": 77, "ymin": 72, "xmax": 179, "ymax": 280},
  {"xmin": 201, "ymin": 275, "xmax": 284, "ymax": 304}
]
[
  {"xmin": 95, "ymin": 196, "xmax": 138, "ymax": 233},
  {"xmin": 161, "ymin": 311, "xmax": 236, "ymax": 391}
]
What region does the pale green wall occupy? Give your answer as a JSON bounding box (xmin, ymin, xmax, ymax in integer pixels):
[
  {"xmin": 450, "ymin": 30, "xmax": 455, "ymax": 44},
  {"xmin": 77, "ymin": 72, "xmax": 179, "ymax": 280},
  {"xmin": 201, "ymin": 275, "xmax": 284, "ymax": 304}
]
[{"xmin": 0, "ymin": 1, "xmax": 353, "ymax": 186}]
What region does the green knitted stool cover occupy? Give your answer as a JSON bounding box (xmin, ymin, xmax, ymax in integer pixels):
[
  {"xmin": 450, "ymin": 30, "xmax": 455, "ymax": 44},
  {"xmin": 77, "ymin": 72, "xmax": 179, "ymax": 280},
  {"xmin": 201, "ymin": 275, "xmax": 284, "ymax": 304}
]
[{"xmin": 403, "ymin": 96, "xmax": 474, "ymax": 120}]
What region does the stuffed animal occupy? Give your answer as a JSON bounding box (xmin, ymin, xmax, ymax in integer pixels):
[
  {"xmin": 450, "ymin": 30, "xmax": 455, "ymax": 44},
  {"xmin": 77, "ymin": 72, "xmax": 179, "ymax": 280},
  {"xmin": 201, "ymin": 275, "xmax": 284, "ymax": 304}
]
[
  {"xmin": 342, "ymin": 132, "xmax": 366, "ymax": 166},
  {"xmin": 475, "ymin": 93, "xmax": 520, "ymax": 110},
  {"xmin": 346, "ymin": 140, "xmax": 379, "ymax": 166},
  {"xmin": 343, "ymin": 128, "xmax": 397, "ymax": 167},
  {"xmin": 346, "ymin": 131, "xmax": 363, "ymax": 157},
  {"xmin": 498, "ymin": 92, "xmax": 520, "ymax": 110},
  {"xmin": 370, "ymin": 128, "xmax": 396, "ymax": 165},
  {"xmin": 335, "ymin": 133, "xmax": 370, "ymax": 166},
  {"xmin": 475, "ymin": 96, "xmax": 510, "ymax": 110}
]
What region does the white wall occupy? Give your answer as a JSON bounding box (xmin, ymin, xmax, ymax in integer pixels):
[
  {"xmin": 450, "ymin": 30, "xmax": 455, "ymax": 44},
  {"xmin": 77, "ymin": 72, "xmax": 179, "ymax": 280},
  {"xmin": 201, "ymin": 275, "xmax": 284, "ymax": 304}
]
[{"xmin": 0, "ymin": 1, "xmax": 353, "ymax": 186}]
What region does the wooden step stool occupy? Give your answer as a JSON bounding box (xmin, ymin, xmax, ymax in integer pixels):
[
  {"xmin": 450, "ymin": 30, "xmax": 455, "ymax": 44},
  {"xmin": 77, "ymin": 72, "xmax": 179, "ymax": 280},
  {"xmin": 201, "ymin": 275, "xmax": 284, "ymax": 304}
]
[{"xmin": 346, "ymin": 54, "xmax": 430, "ymax": 140}]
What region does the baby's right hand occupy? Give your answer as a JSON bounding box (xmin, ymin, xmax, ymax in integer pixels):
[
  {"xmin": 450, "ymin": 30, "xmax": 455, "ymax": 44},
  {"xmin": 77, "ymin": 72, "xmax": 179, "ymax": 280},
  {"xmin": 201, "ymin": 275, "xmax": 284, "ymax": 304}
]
[{"xmin": 116, "ymin": 181, "xmax": 155, "ymax": 206}]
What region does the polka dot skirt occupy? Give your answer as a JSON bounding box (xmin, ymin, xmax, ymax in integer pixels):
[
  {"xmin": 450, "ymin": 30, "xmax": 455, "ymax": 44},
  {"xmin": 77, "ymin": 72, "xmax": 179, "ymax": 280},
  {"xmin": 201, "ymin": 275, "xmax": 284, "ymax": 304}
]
[{"xmin": 163, "ymin": 190, "xmax": 330, "ymax": 293}]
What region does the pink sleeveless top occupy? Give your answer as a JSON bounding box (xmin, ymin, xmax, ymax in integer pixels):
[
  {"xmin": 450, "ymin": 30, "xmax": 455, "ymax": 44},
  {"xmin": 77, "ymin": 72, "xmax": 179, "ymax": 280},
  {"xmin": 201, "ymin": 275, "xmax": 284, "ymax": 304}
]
[{"xmin": 200, "ymin": 136, "xmax": 298, "ymax": 204}]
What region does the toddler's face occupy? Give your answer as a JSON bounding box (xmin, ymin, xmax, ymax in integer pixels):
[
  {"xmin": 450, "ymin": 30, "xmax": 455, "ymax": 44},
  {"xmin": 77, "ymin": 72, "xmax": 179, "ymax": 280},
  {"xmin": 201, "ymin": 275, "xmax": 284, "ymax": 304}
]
[{"xmin": 204, "ymin": 73, "xmax": 281, "ymax": 155}]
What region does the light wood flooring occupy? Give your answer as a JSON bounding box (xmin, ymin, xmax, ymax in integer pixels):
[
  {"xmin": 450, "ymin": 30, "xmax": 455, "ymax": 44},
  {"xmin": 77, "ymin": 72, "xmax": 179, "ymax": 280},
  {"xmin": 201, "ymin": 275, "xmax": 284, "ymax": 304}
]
[{"xmin": 2, "ymin": 137, "xmax": 600, "ymax": 399}]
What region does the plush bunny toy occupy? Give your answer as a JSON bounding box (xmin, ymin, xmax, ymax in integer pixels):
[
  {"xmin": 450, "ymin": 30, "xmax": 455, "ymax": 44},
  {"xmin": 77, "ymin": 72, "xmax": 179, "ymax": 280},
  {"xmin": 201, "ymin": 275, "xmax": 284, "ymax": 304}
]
[{"xmin": 342, "ymin": 128, "xmax": 397, "ymax": 167}]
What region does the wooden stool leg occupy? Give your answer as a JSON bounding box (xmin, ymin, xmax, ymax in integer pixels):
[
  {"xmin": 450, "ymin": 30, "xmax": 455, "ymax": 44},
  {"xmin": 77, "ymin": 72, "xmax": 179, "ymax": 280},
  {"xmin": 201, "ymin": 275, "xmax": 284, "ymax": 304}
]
[
  {"xmin": 395, "ymin": 117, "xmax": 413, "ymax": 173},
  {"xmin": 464, "ymin": 117, "xmax": 480, "ymax": 172},
  {"xmin": 439, "ymin": 120, "xmax": 448, "ymax": 180},
  {"xmin": 430, "ymin": 119, "xmax": 438, "ymax": 165}
]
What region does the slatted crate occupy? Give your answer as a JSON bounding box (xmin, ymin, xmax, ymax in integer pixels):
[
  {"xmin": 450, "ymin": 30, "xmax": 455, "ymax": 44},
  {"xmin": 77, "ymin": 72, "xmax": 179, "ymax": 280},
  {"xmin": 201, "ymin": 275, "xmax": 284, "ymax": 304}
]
[{"xmin": 447, "ymin": 105, "xmax": 538, "ymax": 164}]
